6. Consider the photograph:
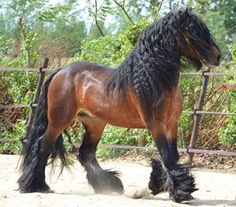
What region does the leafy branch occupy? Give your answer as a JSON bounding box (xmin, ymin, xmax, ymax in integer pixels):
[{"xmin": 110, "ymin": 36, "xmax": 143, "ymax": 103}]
[
  {"xmin": 94, "ymin": 0, "xmax": 105, "ymax": 36},
  {"xmin": 113, "ymin": 0, "xmax": 134, "ymax": 25}
]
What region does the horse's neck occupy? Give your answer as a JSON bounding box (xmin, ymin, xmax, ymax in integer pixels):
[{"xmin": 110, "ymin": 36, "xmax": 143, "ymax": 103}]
[
  {"xmin": 133, "ymin": 45, "xmax": 180, "ymax": 72},
  {"xmin": 117, "ymin": 50, "xmax": 180, "ymax": 91}
]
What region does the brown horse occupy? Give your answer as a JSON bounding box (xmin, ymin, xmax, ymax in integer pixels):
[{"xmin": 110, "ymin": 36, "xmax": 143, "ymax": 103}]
[{"xmin": 18, "ymin": 8, "xmax": 221, "ymax": 203}]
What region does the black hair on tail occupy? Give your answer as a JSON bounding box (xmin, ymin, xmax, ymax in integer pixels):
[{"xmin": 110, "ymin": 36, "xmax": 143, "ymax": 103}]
[{"xmin": 21, "ymin": 68, "xmax": 67, "ymax": 171}]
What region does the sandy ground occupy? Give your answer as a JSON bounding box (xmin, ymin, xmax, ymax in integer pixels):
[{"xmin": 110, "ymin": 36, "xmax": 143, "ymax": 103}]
[{"xmin": 0, "ymin": 155, "xmax": 236, "ymax": 207}]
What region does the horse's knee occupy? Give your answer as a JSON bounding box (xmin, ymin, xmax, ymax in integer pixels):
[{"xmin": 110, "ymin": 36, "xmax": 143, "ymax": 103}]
[{"xmin": 39, "ymin": 136, "xmax": 54, "ymax": 152}]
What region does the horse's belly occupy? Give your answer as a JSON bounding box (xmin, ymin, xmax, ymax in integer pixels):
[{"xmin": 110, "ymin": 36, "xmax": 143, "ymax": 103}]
[
  {"xmin": 77, "ymin": 103, "xmax": 145, "ymax": 128},
  {"xmin": 106, "ymin": 113, "xmax": 146, "ymax": 128}
]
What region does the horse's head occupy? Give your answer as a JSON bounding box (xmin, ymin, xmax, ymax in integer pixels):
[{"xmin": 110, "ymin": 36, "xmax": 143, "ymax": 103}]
[{"xmin": 178, "ymin": 8, "xmax": 221, "ymax": 68}]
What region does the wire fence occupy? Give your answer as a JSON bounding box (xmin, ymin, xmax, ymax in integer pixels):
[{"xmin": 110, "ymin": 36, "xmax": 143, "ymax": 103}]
[{"xmin": 1, "ymin": 61, "xmax": 236, "ymax": 159}]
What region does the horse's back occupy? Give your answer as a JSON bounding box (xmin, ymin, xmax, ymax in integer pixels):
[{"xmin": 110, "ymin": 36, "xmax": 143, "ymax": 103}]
[
  {"xmin": 59, "ymin": 61, "xmax": 113, "ymax": 76},
  {"xmin": 48, "ymin": 61, "xmax": 113, "ymax": 104}
]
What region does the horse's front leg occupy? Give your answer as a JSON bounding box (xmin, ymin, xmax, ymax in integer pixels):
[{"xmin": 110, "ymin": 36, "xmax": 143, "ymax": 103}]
[
  {"xmin": 149, "ymin": 122, "xmax": 197, "ymax": 203},
  {"xmin": 167, "ymin": 123, "xmax": 179, "ymax": 163}
]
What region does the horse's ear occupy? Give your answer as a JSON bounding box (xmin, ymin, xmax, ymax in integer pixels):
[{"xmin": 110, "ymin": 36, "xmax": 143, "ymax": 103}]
[{"xmin": 179, "ymin": 7, "xmax": 191, "ymax": 24}]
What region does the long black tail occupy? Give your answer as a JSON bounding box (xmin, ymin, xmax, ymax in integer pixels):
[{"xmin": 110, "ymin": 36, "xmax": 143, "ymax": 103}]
[{"xmin": 21, "ymin": 68, "xmax": 67, "ymax": 171}]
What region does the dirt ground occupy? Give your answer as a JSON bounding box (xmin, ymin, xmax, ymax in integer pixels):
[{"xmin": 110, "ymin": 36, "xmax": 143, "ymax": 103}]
[{"xmin": 0, "ymin": 155, "xmax": 236, "ymax": 207}]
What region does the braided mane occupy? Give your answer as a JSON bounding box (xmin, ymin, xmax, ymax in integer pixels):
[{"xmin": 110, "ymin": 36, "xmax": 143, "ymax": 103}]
[{"xmin": 105, "ymin": 11, "xmax": 183, "ymax": 124}]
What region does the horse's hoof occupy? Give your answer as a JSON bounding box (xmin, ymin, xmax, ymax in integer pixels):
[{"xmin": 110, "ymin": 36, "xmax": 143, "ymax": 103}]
[
  {"xmin": 41, "ymin": 188, "xmax": 54, "ymax": 193},
  {"xmin": 167, "ymin": 166, "xmax": 197, "ymax": 203},
  {"xmin": 148, "ymin": 159, "xmax": 168, "ymax": 195},
  {"xmin": 170, "ymin": 194, "xmax": 195, "ymax": 203},
  {"xmin": 19, "ymin": 183, "xmax": 52, "ymax": 193},
  {"xmin": 91, "ymin": 170, "xmax": 124, "ymax": 194}
]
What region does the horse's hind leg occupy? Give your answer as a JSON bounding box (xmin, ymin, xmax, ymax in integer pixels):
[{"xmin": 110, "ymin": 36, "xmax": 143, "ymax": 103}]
[
  {"xmin": 19, "ymin": 133, "xmax": 53, "ymax": 192},
  {"xmin": 77, "ymin": 117, "xmax": 124, "ymax": 194},
  {"xmin": 19, "ymin": 99, "xmax": 78, "ymax": 193}
]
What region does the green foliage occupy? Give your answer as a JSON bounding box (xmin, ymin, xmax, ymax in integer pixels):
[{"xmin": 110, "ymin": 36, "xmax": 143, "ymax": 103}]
[
  {"xmin": 218, "ymin": 54, "xmax": 236, "ymax": 147},
  {"xmin": 96, "ymin": 126, "xmax": 152, "ymax": 159},
  {"xmin": 0, "ymin": 119, "xmax": 26, "ymax": 153},
  {"xmin": 231, "ymin": 44, "xmax": 236, "ymax": 63},
  {"xmin": 218, "ymin": 90, "xmax": 236, "ymax": 147},
  {"xmin": 2, "ymin": 71, "xmax": 37, "ymax": 104},
  {"xmin": 178, "ymin": 75, "xmax": 202, "ymax": 145},
  {"xmin": 87, "ymin": 0, "xmax": 114, "ymax": 22},
  {"xmin": 75, "ymin": 34, "xmax": 131, "ymax": 66},
  {"xmin": 0, "ymin": 71, "xmax": 37, "ymax": 154},
  {"xmin": 102, "ymin": 127, "xmax": 136, "ymax": 145},
  {"xmin": 0, "ymin": 33, "xmax": 13, "ymax": 57},
  {"xmin": 215, "ymin": 0, "xmax": 236, "ymax": 35},
  {"xmin": 0, "ymin": 0, "xmax": 86, "ymax": 67},
  {"xmin": 74, "ymin": 18, "xmax": 150, "ymax": 66}
]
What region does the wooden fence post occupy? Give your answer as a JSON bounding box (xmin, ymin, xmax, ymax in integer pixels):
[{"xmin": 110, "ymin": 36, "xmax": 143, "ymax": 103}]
[
  {"xmin": 187, "ymin": 68, "xmax": 210, "ymax": 164},
  {"xmin": 22, "ymin": 58, "xmax": 49, "ymax": 143}
]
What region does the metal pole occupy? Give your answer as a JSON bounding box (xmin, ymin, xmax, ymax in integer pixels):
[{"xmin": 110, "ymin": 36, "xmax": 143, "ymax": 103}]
[
  {"xmin": 187, "ymin": 68, "xmax": 210, "ymax": 164},
  {"xmin": 22, "ymin": 58, "xmax": 49, "ymax": 143}
]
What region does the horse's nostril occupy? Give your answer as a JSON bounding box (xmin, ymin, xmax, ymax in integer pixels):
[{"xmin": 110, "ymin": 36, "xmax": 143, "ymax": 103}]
[{"xmin": 217, "ymin": 54, "xmax": 221, "ymax": 62}]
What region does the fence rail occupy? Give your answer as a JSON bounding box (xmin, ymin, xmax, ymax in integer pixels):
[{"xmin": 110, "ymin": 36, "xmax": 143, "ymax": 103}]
[
  {"xmin": 0, "ymin": 67, "xmax": 54, "ymax": 72},
  {"xmin": 0, "ymin": 137, "xmax": 235, "ymax": 157},
  {"xmin": 1, "ymin": 62, "xmax": 236, "ymax": 163},
  {"xmin": 0, "ymin": 104, "xmax": 236, "ymax": 116},
  {"xmin": 181, "ymin": 72, "xmax": 236, "ymax": 76},
  {"xmin": 2, "ymin": 66, "xmax": 236, "ymax": 76},
  {"xmin": 1, "ymin": 103, "xmax": 236, "ymax": 116}
]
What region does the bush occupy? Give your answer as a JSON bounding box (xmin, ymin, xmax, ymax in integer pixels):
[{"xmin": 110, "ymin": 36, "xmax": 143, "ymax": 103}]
[
  {"xmin": 0, "ymin": 71, "xmax": 37, "ymax": 153},
  {"xmin": 73, "ymin": 18, "xmax": 150, "ymax": 66},
  {"xmin": 218, "ymin": 89, "xmax": 236, "ymax": 147},
  {"xmin": 0, "ymin": 119, "xmax": 25, "ymax": 153},
  {"xmin": 217, "ymin": 44, "xmax": 236, "ymax": 147}
]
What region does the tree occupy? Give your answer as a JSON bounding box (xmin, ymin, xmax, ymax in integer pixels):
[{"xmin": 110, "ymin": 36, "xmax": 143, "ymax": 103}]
[{"xmin": 1, "ymin": 0, "xmax": 81, "ymax": 67}]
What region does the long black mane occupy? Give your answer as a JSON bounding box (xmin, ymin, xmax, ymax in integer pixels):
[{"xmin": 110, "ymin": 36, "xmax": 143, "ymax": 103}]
[
  {"xmin": 105, "ymin": 9, "xmax": 213, "ymax": 124},
  {"xmin": 105, "ymin": 11, "xmax": 182, "ymax": 124}
]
